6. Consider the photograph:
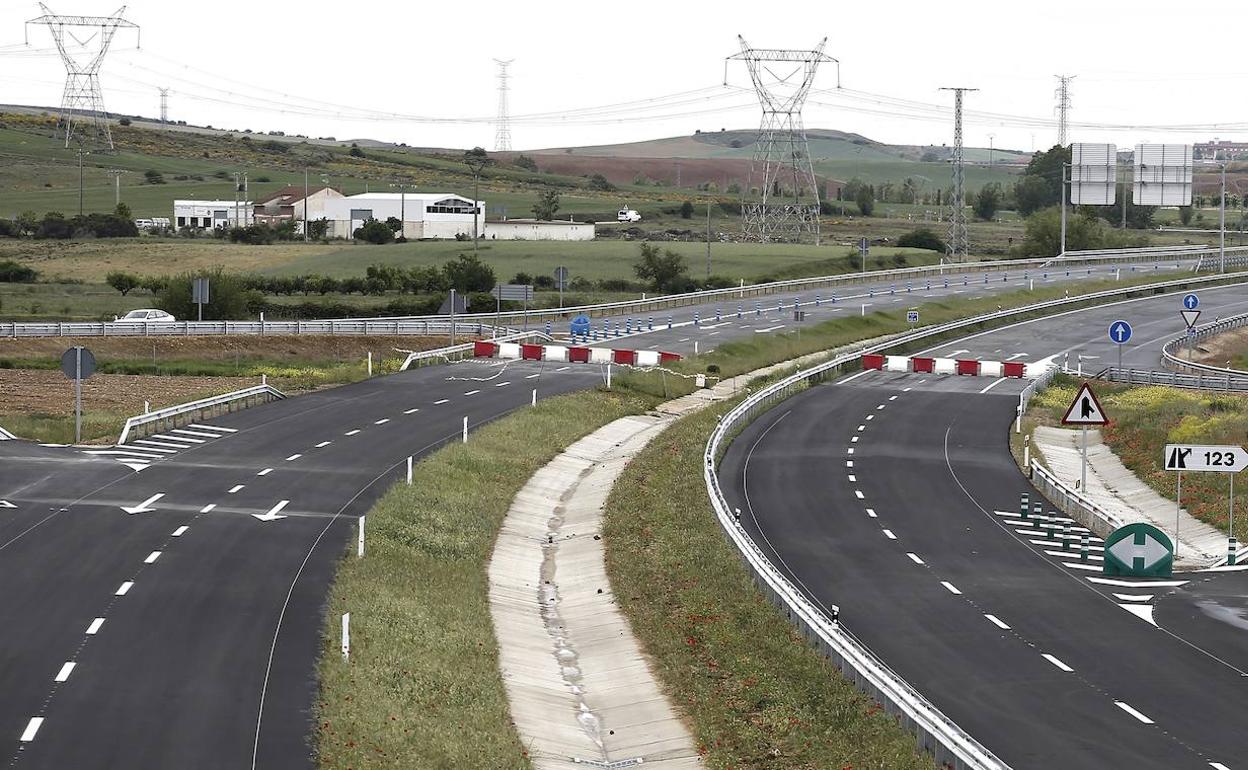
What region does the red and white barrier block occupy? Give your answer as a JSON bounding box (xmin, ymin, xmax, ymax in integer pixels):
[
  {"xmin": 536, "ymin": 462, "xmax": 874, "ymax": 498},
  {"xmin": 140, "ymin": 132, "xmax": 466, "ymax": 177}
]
[
  {"xmin": 474, "ymin": 341, "xmax": 681, "ymax": 367},
  {"xmin": 861, "ymin": 354, "xmax": 1032, "ymax": 379}
]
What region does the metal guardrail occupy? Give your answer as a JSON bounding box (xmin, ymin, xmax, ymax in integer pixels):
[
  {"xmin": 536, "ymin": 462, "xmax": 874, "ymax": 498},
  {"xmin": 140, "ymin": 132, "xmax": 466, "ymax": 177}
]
[
  {"xmin": 1029, "ymin": 461, "xmax": 1126, "ymax": 538},
  {"xmin": 117, "ymin": 384, "xmax": 285, "ymax": 444},
  {"xmin": 1100, "ymin": 366, "xmax": 1248, "ymax": 392},
  {"xmin": 2, "ymin": 318, "xmax": 504, "ymax": 340},
  {"xmin": 399, "ymin": 330, "xmax": 553, "ymax": 370},
  {"xmin": 703, "ymin": 271, "xmax": 1248, "ymax": 769},
  {"xmin": 1161, "ymin": 311, "xmax": 1248, "ymax": 379},
  {"xmin": 0, "ymin": 245, "xmax": 1219, "ymax": 339}
]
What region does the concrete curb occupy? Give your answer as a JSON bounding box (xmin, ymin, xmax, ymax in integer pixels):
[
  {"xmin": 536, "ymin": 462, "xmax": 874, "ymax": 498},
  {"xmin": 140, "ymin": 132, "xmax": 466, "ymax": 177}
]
[{"xmin": 486, "ymin": 342, "xmax": 880, "ymax": 768}]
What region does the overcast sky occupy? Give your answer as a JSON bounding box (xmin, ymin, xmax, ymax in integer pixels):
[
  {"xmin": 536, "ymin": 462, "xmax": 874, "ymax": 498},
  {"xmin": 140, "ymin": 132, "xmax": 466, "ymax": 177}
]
[{"xmin": 2, "ymin": 1, "xmax": 1245, "ymax": 154}]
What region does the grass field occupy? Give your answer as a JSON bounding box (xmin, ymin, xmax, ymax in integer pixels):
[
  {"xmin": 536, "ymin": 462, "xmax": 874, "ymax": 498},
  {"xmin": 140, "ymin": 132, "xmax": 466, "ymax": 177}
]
[
  {"xmin": 1024, "ymin": 375, "xmax": 1248, "ymax": 541},
  {"xmin": 315, "ymin": 389, "xmax": 657, "ymax": 770}
]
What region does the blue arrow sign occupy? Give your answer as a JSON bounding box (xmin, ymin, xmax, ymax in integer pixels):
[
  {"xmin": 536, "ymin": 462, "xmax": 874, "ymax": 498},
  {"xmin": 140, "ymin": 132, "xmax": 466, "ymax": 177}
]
[
  {"xmin": 1183, "ymin": 293, "xmax": 1200, "ymax": 310},
  {"xmin": 1108, "ymin": 320, "xmax": 1133, "ymax": 345}
]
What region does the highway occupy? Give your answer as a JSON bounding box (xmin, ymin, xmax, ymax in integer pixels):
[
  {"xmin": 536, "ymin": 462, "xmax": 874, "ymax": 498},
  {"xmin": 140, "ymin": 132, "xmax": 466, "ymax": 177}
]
[
  {"xmin": 718, "ymin": 281, "xmax": 1248, "ymax": 768},
  {"xmin": 0, "ymin": 259, "xmax": 1227, "ymax": 768}
]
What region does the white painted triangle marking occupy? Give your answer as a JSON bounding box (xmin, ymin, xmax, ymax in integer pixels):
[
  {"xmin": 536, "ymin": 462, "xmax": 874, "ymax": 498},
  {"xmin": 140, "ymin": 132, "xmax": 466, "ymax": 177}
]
[
  {"xmin": 121, "ymin": 492, "xmax": 164, "ymax": 514},
  {"xmin": 121, "ymin": 462, "xmax": 149, "ymax": 472},
  {"xmin": 0, "ymin": 500, "xmax": 15, "ymax": 509},
  {"xmin": 252, "ymin": 499, "xmax": 289, "ymax": 522},
  {"xmin": 1119, "ymin": 603, "xmax": 1158, "ymax": 626}
]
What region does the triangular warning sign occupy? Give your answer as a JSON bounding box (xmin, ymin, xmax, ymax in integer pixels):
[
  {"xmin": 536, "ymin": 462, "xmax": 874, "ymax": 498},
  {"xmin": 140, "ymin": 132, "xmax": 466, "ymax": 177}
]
[
  {"xmin": 1181, "ymin": 309, "xmax": 1201, "ymax": 330},
  {"xmin": 1061, "ymin": 383, "xmax": 1109, "ymax": 426}
]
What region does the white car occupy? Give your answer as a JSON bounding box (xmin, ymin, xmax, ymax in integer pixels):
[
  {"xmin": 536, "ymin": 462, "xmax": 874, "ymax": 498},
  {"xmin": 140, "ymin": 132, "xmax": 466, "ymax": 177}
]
[{"xmin": 115, "ymin": 308, "xmax": 176, "ymax": 323}]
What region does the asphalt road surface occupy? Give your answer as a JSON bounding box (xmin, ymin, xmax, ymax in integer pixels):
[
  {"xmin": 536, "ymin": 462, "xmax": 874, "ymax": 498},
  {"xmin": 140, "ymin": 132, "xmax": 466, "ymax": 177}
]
[
  {"xmin": 718, "ymin": 283, "xmax": 1248, "ymax": 768},
  {"xmin": 0, "ymin": 259, "xmax": 1228, "ymax": 768}
]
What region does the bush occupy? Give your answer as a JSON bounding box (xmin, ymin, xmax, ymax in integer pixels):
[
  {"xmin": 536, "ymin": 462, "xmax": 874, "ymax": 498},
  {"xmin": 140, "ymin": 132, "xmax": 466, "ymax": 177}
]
[
  {"xmin": 155, "ymin": 266, "xmax": 261, "ymax": 321},
  {"xmin": 680, "ymin": 201, "xmax": 694, "ymax": 219},
  {"xmin": 587, "ymin": 173, "xmax": 615, "ymax": 192},
  {"xmin": 0, "ymin": 260, "xmax": 38, "ymax": 282},
  {"xmin": 118, "ymin": 117, "xmax": 131, "ymax": 126},
  {"xmin": 228, "ymin": 224, "xmax": 276, "ymax": 245},
  {"xmin": 442, "ymin": 253, "xmax": 495, "ymax": 293},
  {"xmin": 349, "ymin": 146, "xmax": 365, "ymax": 158},
  {"xmin": 353, "ymin": 218, "xmax": 393, "ymax": 245},
  {"xmin": 143, "ymin": 169, "xmax": 165, "ymax": 185},
  {"xmin": 513, "ymin": 154, "xmax": 538, "ymax": 171},
  {"xmin": 896, "ymin": 227, "xmax": 948, "ymax": 253},
  {"xmin": 106, "ymin": 271, "xmax": 141, "ymax": 295},
  {"xmin": 35, "ymin": 212, "xmax": 72, "ymax": 239},
  {"xmin": 0, "ymin": 219, "xmax": 18, "ymax": 238}
]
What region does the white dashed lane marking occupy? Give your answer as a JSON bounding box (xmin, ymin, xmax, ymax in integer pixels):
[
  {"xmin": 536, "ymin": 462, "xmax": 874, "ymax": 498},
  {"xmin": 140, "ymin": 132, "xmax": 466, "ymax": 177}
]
[
  {"xmin": 200, "ymin": 504, "xmax": 216, "ymax": 513},
  {"xmin": 315, "ymin": 441, "xmax": 331, "ymax": 448},
  {"xmin": 85, "ymin": 618, "xmax": 104, "ymax": 635},
  {"xmin": 434, "ymin": 399, "xmax": 449, "ymax": 405},
  {"xmin": 144, "ymin": 551, "xmax": 161, "ymax": 564},
  {"xmin": 1042, "ymin": 654, "xmax": 1073, "ymax": 672},
  {"xmin": 404, "ymin": 408, "xmax": 420, "ymax": 413},
  {"xmin": 344, "ymin": 429, "xmax": 361, "ymax": 436},
  {"xmin": 882, "ymin": 529, "xmax": 897, "ymax": 540},
  {"xmin": 854, "ymin": 490, "xmax": 865, "ymax": 499},
  {"xmin": 20, "ymin": 718, "xmax": 43, "ymax": 742},
  {"xmin": 906, "ymin": 552, "xmax": 924, "ymax": 564},
  {"xmin": 375, "ymin": 418, "xmax": 391, "ymax": 424},
  {"xmin": 257, "ymin": 468, "xmax": 272, "ymax": 476},
  {"xmin": 228, "ymin": 485, "xmax": 244, "ymax": 494},
  {"xmin": 172, "ymin": 526, "xmax": 188, "ymax": 537},
  {"xmin": 463, "ymin": 390, "xmax": 479, "ymax": 396},
  {"xmin": 115, "ymin": 581, "xmax": 133, "ymax": 596},
  {"xmin": 1114, "ymin": 701, "xmax": 1154, "ymax": 724},
  {"xmin": 940, "ymin": 581, "xmax": 962, "ymax": 595},
  {"xmin": 286, "ymin": 454, "xmax": 302, "ymax": 461},
  {"xmin": 54, "ymin": 662, "xmax": 75, "ymax": 683}
]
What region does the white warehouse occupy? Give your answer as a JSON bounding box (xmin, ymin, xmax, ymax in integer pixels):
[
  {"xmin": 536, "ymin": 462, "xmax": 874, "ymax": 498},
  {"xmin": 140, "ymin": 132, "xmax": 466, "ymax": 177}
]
[
  {"xmin": 174, "ymin": 200, "xmax": 253, "ymax": 230},
  {"xmin": 322, "ymin": 193, "xmax": 482, "ymax": 240},
  {"xmin": 321, "ymin": 192, "xmax": 596, "ymax": 241}
]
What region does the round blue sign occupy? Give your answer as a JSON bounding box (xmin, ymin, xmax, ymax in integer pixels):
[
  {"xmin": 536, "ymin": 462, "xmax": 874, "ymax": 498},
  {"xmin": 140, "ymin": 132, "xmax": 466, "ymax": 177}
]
[
  {"xmin": 1108, "ymin": 320, "xmax": 1133, "ymax": 345},
  {"xmin": 1183, "ymin": 293, "xmax": 1200, "ymax": 310},
  {"xmin": 569, "ymin": 314, "xmax": 591, "ymax": 337}
]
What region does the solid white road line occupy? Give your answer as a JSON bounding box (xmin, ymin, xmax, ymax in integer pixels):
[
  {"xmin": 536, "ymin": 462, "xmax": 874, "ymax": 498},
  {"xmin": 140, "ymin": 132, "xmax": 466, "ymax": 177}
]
[
  {"xmin": 228, "ymin": 485, "xmax": 244, "ymax": 494},
  {"xmin": 907, "ymin": 552, "xmax": 924, "ymax": 564},
  {"xmin": 374, "ymin": 418, "xmax": 391, "ymax": 425},
  {"xmin": 434, "ymin": 399, "xmax": 449, "ymax": 405},
  {"xmin": 1088, "ymin": 576, "xmax": 1190, "ymax": 588},
  {"xmin": 984, "ymin": 614, "xmax": 1010, "ymax": 629},
  {"xmin": 882, "ymin": 529, "xmax": 897, "ymax": 540},
  {"xmin": 835, "ymin": 370, "xmax": 873, "ymax": 385},
  {"xmin": 200, "ymin": 504, "xmax": 216, "ymax": 513},
  {"xmin": 344, "ymin": 429, "xmax": 361, "ymax": 436},
  {"xmin": 85, "ymin": 618, "xmax": 104, "ymax": 635},
  {"xmin": 940, "ymin": 581, "xmax": 962, "ymax": 595},
  {"xmin": 257, "ymin": 468, "xmax": 273, "ymax": 476},
  {"xmin": 286, "ymin": 454, "xmax": 302, "ymax": 461},
  {"xmin": 144, "ymin": 551, "xmax": 161, "ymax": 564},
  {"xmin": 1042, "ymin": 654, "xmax": 1074, "ymax": 672},
  {"xmin": 315, "ymin": 441, "xmax": 331, "ymax": 448},
  {"xmin": 115, "ymin": 581, "xmax": 133, "ymax": 596},
  {"xmin": 54, "ymin": 662, "xmax": 75, "ymax": 682},
  {"xmin": 20, "ymin": 717, "xmax": 43, "ymax": 742},
  {"xmin": 979, "ymin": 377, "xmax": 1008, "ymax": 394},
  {"xmin": 463, "ymin": 390, "xmax": 479, "ymax": 396},
  {"xmin": 1114, "ymin": 701, "xmax": 1154, "ymax": 724},
  {"xmin": 171, "ymin": 428, "xmax": 220, "ymax": 439},
  {"xmin": 190, "ymin": 424, "xmax": 237, "ymax": 433},
  {"xmin": 162, "ymin": 433, "xmax": 206, "ymax": 443},
  {"xmin": 172, "ymin": 526, "xmax": 188, "ymax": 537},
  {"xmin": 1063, "ymin": 562, "xmax": 1103, "ymax": 572},
  {"xmin": 854, "ymin": 490, "xmax": 865, "ymax": 499}
]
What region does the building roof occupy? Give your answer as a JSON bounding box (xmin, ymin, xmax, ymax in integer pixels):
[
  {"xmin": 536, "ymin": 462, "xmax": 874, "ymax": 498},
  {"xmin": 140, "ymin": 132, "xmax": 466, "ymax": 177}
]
[
  {"xmin": 253, "ymin": 185, "xmax": 336, "ymax": 206},
  {"xmin": 343, "ymin": 192, "xmax": 480, "ymax": 203},
  {"xmin": 174, "ymin": 200, "xmax": 253, "ymax": 207}
]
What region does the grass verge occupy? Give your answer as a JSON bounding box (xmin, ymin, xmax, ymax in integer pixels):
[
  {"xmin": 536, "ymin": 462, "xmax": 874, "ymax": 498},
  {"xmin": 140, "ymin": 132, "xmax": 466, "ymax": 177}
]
[
  {"xmin": 1022, "ymin": 374, "xmax": 1248, "ymax": 540},
  {"xmin": 315, "ymin": 388, "xmax": 659, "ymax": 769},
  {"xmin": 602, "ymin": 396, "xmax": 934, "ymax": 768}
]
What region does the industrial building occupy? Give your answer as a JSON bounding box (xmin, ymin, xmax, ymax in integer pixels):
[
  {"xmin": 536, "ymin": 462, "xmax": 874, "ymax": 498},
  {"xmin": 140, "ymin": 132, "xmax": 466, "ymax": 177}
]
[
  {"xmin": 173, "ymin": 200, "xmax": 252, "ymax": 230},
  {"xmin": 252, "ymin": 185, "xmax": 344, "ymax": 225},
  {"xmin": 485, "ymin": 219, "xmax": 594, "ymax": 241},
  {"xmin": 321, "ymin": 193, "xmax": 483, "ymax": 240}
]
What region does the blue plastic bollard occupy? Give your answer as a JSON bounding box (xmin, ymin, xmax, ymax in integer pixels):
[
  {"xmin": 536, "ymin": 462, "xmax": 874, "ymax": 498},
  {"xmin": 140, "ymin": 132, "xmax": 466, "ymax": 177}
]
[
  {"xmin": 667, "ymin": 316, "xmax": 672, "ymax": 329},
  {"xmin": 693, "ymin": 312, "xmax": 700, "ymax": 326},
  {"xmin": 716, "ymin": 307, "xmax": 722, "ymax": 322},
  {"xmin": 737, "ymin": 304, "xmax": 742, "ymax": 318},
  {"xmin": 648, "ymin": 316, "xmax": 653, "ymax": 330}
]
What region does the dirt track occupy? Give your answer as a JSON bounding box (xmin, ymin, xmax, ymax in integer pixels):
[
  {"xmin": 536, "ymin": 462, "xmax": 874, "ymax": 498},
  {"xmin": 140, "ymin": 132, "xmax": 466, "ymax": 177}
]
[
  {"xmin": 0, "ymin": 334, "xmax": 449, "ymax": 363},
  {"xmin": 0, "ymin": 367, "xmax": 239, "ymax": 416},
  {"xmin": 1194, "ymin": 327, "xmax": 1248, "ymax": 368}
]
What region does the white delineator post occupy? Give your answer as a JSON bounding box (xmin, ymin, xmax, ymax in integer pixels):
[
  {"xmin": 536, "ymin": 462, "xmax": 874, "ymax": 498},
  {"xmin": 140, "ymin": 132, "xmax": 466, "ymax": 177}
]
[
  {"xmin": 357, "ymin": 515, "xmax": 365, "ymax": 558},
  {"xmin": 406, "ymin": 455, "xmax": 413, "ymax": 485},
  {"xmin": 367, "ymin": 351, "xmax": 373, "ymax": 377},
  {"xmin": 462, "ymin": 416, "xmax": 468, "ymax": 443},
  {"xmin": 341, "ymin": 612, "xmax": 350, "ymax": 661},
  {"xmin": 531, "ymin": 388, "xmax": 536, "ymax": 406}
]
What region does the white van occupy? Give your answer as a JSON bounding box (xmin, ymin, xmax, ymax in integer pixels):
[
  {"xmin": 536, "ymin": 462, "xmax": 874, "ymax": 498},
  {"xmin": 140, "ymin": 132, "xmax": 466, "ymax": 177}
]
[{"xmin": 617, "ymin": 208, "xmax": 641, "ymax": 223}]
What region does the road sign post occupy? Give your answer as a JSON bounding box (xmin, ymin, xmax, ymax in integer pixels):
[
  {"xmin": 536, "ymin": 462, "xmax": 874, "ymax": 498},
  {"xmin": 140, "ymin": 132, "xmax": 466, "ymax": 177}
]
[
  {"xmin": 906, "ymin": 309, "xmax": 919, "ymax": 327},
  {"xmin": 554, "ymin": 266, "xmax": 569, "ymax": 309},
  {"xmin": 1108, "ymin": 319, "xmax": 1132, "ymax": 370},
  {"xmin": 192, "ymin": 277, "xmax": 210, "ymax": 322},
  {"xmin": 1164, "ymin": 443, "xmax": 1246, "ymax": 559},
  {"xmin": 1061, "ymin": 383, "xmax": 1109, "ymax": 494},
  {"xmin": 61, "ymin": 346, "xmax": 96, "ymax": 444},
  {"xmin": 858, "ymin": 237, "xmax": 868, "ymax": 276}
]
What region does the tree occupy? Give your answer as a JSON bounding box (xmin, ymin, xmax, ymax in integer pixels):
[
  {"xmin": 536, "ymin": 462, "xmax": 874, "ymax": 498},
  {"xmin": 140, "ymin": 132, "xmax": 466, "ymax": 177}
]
[
  {"xmin": 1179, "ymin": 206, "xmax": 1194, "ymax": 226},
  {"xmin": 384, "ymin": 216, "xmax": 403, "ymax": 233},
  {"xmin": 106, "ymin": 271, "xmax": 141, "ymax": 296},
  {"xmin": 353, "ymin": 218, "xmax": 394, "ymax": 244},
  {"xmin": 143, "ymin": 169, "xmax": 165, "ymax": 185},
  {"xmin": 307, "ymin": 217, "xmax": 329, "ymax": 239},
  {"xmin": 855, "ymin": 186, "xmax": 875, "ymax": 217},
  {"xmin": 0, "ymin": 260, "xmax": 37, "ymax": 282},
  {"xmin": 1012, "ymin": 144, "xmax": 1068, "ymax": 215},
  {"xmin": 462, "ymin": 147, "xmax": 493, "ymax": 250},
  {"xmin": 155, "ymin": 266, "xmax": 260, "ymax": 321},
  {"xmin": 114, "ymin": 202, "xmax": 132, "ymax": 220},
  {"xmin": 15, "ymin": 210, "xmax": 38, "ymax": 236},
  {"xmin": 513, "ymin": 154, "xmax": 538, "ymax": 171},
  {"xmin": 896, "ymin": 228, "xmax": 948, "ymax": 253},
  {"xmin": 1020, "ymin": 206, "xmax": 1104, "ymax": 256},
  {"xmin": 633, "ymin": 243, "xmax": 689, "ymax": 293},
  {"xmin": 443, "ymin": 253, "xmax": 495, "ymax": 293},
  {"xmin": 532, "ymin": 189, "xmax": 560, "ymax": 221},
  {"xmin": 680, "ymin": 201, "xmax": 694, "ymax": 219},
  {"xmin": 587, "ymin": 173, "xmax": 615, "ymax": 192},
  {"xmin": 348, "ymin": 146, "xmax": 365, "ymax": 158},
  {"xmin": 972, "ymin": 183, "xmax": 1003, "ymax": 221}
]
